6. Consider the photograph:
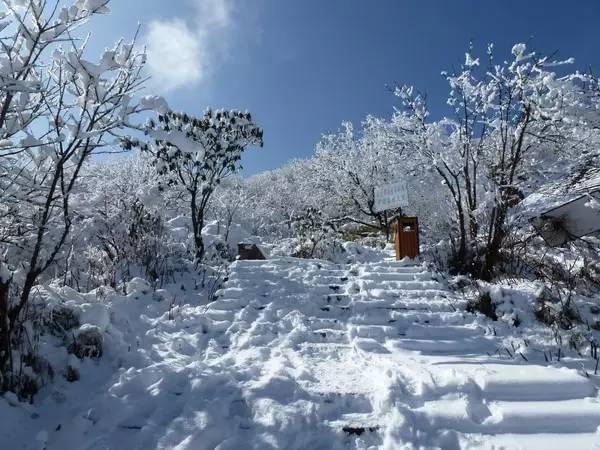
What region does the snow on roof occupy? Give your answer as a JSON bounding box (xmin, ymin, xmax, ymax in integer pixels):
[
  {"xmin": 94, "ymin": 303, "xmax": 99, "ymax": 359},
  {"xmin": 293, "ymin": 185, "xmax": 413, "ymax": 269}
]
[
  {"xmin": 521, "ymin": 166, "xmax": 600, "ymax": 220},
  {"xmin": 574, "ymin": 170, "xmax": 600, "ymax": 193}
]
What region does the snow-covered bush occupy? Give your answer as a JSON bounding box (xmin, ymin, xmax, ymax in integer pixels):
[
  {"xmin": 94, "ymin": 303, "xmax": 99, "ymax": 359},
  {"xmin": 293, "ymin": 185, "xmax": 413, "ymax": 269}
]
[
  {"xmin": 65, "ymin": 157, "xmax": 187, "ymax": 291},
  {"xmin": 289, "ymin": 208, "xmax": 345, "ymax": 261}
]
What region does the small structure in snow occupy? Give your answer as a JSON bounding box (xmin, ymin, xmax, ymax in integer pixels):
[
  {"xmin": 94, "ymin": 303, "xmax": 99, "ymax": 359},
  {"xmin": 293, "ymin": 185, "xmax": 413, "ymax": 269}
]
[
  {"xmin": 530, "ymin": 171, "xmax": 600, "ymax": 246},
  {"xmin": 392, "ymin": 216, "xmax": 420, "ymax": 259},
  {"xmin": 237, "ymin": 243, "xmax": 266, "ymax": 260}
]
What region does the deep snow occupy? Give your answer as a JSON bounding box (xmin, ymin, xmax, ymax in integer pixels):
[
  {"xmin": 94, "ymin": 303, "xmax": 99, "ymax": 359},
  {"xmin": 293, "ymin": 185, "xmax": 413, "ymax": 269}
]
[{"xmin": 1, "ymin": 254, "xmax": 599, "ymax": 449}]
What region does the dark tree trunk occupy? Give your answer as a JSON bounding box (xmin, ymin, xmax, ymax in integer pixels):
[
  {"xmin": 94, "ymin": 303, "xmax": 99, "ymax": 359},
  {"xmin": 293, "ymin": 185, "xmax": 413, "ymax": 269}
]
[
  {"xmin": 0, "ymin": 277, "xmax": 11, "ymax": 391},
  {"xmin": 455, "ymin": 199, "xmax": 468, "ymax": 270},
  {"xmin": 190, "ymin": 190, "xmax": 205, "ymax": 262},
  {"xmin": 479, "ymin": 205, "xmax": 507, "ymax": 281},
  {"xmin": 195, "ymin": 226, "xmax": 205, "ymax": 262},
  {"xmin": 10, "ymin": 270, "xmax": 38, "ymax": 330},
  {"xmin": 383, "ymin": 210, "xmax": 390, "ymax": 242}
]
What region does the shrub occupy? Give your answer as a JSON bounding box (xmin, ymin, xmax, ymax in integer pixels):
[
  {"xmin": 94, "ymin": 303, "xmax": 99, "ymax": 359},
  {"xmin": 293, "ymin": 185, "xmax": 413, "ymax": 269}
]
[{"xmin": 466, "ymin": 291, "xmax": 498, "ymax": 321}]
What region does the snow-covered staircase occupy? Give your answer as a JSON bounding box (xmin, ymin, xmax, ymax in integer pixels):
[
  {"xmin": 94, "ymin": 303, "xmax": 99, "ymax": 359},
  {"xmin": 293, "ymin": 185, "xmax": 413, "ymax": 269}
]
[{"xmin": 207, "ymin": 257, "xmax": 600, "ymax": 449}]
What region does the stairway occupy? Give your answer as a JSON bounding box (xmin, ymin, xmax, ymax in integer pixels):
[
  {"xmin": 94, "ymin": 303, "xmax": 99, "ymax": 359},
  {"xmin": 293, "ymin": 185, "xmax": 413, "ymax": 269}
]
[{"xmin": 209, "ymin": 257, "xmax": 600, "ymax": 449}]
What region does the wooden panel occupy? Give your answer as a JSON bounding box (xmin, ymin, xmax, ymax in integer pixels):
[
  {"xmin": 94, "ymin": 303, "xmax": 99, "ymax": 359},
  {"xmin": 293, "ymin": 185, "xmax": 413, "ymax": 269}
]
[{"xmin": 395, "ymin": 217, "xmax": 419, "ymax": 260}]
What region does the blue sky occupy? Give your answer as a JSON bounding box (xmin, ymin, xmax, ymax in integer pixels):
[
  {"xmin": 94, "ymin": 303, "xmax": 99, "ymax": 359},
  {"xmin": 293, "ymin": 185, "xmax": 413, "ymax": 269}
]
[{"xmin": 93, "ymin": 0, "xmax": 599, "ymax": 175}]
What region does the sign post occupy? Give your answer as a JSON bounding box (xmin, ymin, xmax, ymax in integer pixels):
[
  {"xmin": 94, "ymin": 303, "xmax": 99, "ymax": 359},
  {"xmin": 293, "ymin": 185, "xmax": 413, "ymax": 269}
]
[
  {"xmin": 374, "ymin": 181, "xmax": 408, "ymax": 213},
  {"xmin": 374, "ymin": 181, "xmax": 419, "ymax": 260}
]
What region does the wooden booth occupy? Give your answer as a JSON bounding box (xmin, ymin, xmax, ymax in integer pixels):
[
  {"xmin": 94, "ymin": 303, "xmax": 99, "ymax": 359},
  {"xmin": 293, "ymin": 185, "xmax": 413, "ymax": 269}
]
[{"xmin": 393, "ymin": 216, "xmax": 419, "ymax": 260}]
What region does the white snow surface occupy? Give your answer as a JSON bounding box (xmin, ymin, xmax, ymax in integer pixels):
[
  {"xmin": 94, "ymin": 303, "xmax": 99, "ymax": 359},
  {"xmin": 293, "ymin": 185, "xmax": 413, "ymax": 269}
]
[{"xmin": 2, "ymin": 256, "xmax": 600, "ymax": 449}]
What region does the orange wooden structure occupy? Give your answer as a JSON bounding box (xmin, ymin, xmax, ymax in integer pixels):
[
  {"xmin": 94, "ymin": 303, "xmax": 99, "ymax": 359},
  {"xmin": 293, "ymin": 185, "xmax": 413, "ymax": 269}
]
[{"xmin": 393, "ymin": 216, "xmax": 419, "ymax": 259}]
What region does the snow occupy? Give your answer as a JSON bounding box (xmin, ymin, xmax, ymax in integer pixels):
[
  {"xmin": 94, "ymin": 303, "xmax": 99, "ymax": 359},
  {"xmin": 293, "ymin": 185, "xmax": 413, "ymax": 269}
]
[
  {"xmin": 2, "ymin": 254, "xmax": 598, "ymax": 449},
  {"xmin": 0, "ymin": 262, "xmax": 11, "ymax": 283},
  {"xmin": 139, "ymin": 96, "xmax": 169, "ymax": 114},
  {"xmin": 78, "ymin": 303, "xmax": 111, "ymax": 331},
  {"xmin": 201, "ymin": 220, "xmax": 268, "ymax": 260}
]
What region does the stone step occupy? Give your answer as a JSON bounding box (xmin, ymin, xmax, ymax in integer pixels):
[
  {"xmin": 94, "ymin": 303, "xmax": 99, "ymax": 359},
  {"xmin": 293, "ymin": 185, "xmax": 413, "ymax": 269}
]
[
  {"xmin": 404, "ymin": 323, "xmax": 485, "ymax": 340},
  {"xmin": 359, "ymin": 271, "xmax": 435, "ymax": 282},
  {"xmin": 311, "ymin": 329, "xmax": 348, "ymax": 343},
  {"xmin": 387, "ymin": 336, "xmax": 497, "ymax": 355},
  {"xmin": 348, "ymin": 324, "xmax": 401, "ymax": 341},
  {"xmin": 359, "ymin": 279, "xmax": 444, "ymax": 291},
  {"xmin": 416, "ymin": 397, "xmax": 600, "ymax": 434},
  {"xmin": 327, "ymin": 413, "xmax": 381, "ymax": 436}
]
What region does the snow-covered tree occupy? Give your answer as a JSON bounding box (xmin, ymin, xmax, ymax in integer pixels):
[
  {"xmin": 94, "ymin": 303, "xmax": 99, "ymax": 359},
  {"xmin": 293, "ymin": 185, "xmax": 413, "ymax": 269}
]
[
  {"xmin": 209, "ymin": 176, "xmax": 250, "ymax": 242},
  {"xmin": 314, "ymin": 116, "xmax": 406, "ymax": 239},
  {"xmin": 0, "ymin": 0, "xmax": 153, "ymax": 394},
  {"xmin": 238, "ymin": 159, "xmax": 317, "ymax": 238},
  {"xmin": 394, "ymin": 43, "xmax": 600, "ymax": 278},
  {"xmin": 128, "ymin": 109, "xmax": 263, "ymax": 261}
]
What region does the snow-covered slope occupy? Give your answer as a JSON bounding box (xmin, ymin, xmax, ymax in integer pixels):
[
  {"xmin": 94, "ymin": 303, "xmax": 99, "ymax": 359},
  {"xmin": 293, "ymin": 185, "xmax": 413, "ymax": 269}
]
[{"xmin": 3, "ymin": 257, "xmax": 600, "ymax": 449}]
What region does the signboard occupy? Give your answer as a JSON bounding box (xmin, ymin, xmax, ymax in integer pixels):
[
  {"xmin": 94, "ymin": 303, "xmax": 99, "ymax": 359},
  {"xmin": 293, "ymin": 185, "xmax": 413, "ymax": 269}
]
[
  {"xmin": 530, "ymin": 189, "xmax": 600, "ymax": 246},
  {"xmin": 374, "ymin": 181, "xmax": 408, "ymax": 213}
]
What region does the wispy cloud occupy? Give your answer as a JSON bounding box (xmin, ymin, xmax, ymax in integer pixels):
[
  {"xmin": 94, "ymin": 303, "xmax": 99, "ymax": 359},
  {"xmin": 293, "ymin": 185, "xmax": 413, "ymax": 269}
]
[{"xmin": 144, "ymin": 0, "xmax": 235, "ymax": 92}]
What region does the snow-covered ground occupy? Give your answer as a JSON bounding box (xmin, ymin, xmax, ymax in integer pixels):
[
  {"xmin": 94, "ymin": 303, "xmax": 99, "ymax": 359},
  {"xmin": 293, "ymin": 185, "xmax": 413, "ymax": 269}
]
[{"xmin": 2, "ymin": 255, "xmax": 600, "ymax": 449}]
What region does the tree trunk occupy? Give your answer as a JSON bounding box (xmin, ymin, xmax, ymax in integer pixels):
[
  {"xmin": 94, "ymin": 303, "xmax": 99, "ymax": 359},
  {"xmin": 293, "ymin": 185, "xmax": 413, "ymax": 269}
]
[
  {"xmin": 193, "ymin": 212, "xmax": 205, "ymax": 262},
  {"xmin": 195, "ymin": 226, "xmax": 205, "ymax": 262},
  {"xmin": 480, "ymin": 205, "xmax": 507, "ymax": 281},
  {"xmin": 0, "ymin": 277, "xmax": 11, "ymax": 391},
  {"xmin": 10, "ymin": 270, "xmax": 38, "ymax": 330},
  {"xmin": 383, "ymin": 211, "xmax": 390, "ymax": 242},
  {"xmin": 455, "ymin": 199, "xmax": 468, "ymax": 271},
  {"xmin": 190, "ymin": 190, "xmax": 205, "ymax": 262}
]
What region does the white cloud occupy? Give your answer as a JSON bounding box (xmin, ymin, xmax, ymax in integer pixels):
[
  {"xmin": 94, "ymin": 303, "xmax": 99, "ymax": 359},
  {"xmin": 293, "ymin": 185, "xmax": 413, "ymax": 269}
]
[
  {"xmin": 145, "ymin": 19, "xmax": 204, "ymax": 91},
  {"xmin": 144, "ymin": 0, "xmax": 234, "ymax": 92},
  {"xmin": 196, "ymin": 0, "xmax": 232, "ymax": 29}
]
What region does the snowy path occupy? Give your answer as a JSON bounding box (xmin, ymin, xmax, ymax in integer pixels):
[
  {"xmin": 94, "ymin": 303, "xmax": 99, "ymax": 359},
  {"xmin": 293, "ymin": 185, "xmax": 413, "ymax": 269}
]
[
  {"xmin": 5, "ymin": 257, "xmax": 600, "ymax": 449},
  {"xmin": 204, "ymin": 257, "xmax": 600, "ymax": 449}
]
